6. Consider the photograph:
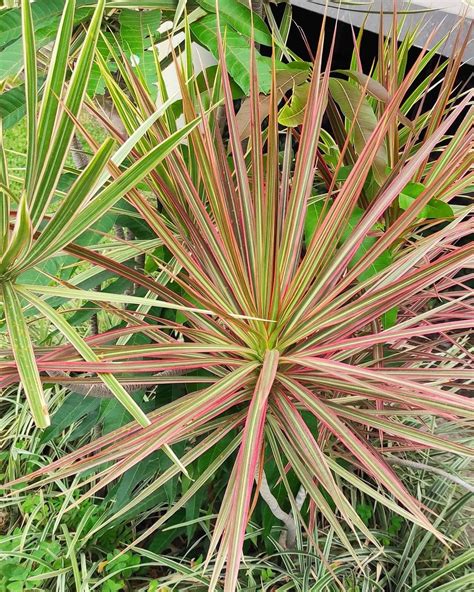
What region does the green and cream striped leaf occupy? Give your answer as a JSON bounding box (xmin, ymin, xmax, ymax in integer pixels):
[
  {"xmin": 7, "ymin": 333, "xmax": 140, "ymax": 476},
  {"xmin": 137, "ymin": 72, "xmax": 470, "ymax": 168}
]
[
  {"xmin": 17, "ymin": 286, "xmax": 151, "ymax": 427},
  {"xmin": 20, "ymin": 0, "xmax": 38, "ymax": 196},
  {"xmin": 30, "ymin": 0, "xmax": 105, "ymax": 228},
  {"xmin": 1, "ymin": 282, "xmax": 49, "ymax": 428}
]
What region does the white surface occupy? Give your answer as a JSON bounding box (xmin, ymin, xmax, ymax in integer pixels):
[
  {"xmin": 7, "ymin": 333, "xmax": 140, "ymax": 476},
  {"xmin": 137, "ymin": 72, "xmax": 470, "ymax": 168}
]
[
  {"xmin": 155, "ymin": 21, "xmax": 217, "ymax": 107},
  {"xmin": 290, "ymin": 0, "xmax": 473, "ymax": 61},
  {"xmin": 414, "ymin": 0, "xmax": 473, "ymax": 17}
]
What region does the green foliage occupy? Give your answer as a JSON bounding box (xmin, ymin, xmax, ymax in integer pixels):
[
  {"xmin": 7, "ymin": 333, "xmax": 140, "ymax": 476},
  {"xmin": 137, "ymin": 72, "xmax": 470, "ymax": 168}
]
[
  {"xmin": 0, "ymin": 3, "xmax": 473, "ymax": 591},
  {"xmin": 329, "ymin": 77, "xmax": 388, "ymax": 184},
  {"xmin": 0, "ymin": 0, "xmax": 201, "ymax": 429},
  {"xmin": 0, "ymin": 84, "xmax": 33, "ymax": 130},
  {"xmin": 278, "ymin": 81, "xmax": 309, "ymax": 127},
  {"xmin": 4, "ymin": 13, "xmax": 469, "ymax": 586},
  {"xmin": 191, "ymin": 14, "xmax": 272, "ymax": 94},
  {"xmin": 0, "ymin": 0, "xmax": 92, "ymax": 81},
  {"xmin": 197, "ymin": 0, "xmax": 272, "ymax": 46},
  {"xmin": 399, "ymin": 182, "xmax": 454, "ymax": 219},
  {"xmin": 0, "ymin": 0, "xmax": 275, "ymax": 117},
  {"xmin": 0, "ymin": 535, "xmax": 62, "ymax": 592},
  {"xmin": 305, "ymin": 199, "xmax": 393, "ymax": 281}
]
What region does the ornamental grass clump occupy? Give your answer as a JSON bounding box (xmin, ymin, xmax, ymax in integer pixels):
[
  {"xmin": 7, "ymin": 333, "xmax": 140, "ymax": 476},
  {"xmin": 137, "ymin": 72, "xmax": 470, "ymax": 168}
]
[{"xmin": 2, "ymin": 6, "xmax": 473, "ymax": 592}]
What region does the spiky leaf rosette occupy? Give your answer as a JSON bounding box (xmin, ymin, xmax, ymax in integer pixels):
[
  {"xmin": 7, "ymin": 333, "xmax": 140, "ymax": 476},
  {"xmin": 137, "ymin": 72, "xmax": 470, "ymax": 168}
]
[{"xmin": 4, "ymin": 20, "xmax": 473, "ymax": 592}]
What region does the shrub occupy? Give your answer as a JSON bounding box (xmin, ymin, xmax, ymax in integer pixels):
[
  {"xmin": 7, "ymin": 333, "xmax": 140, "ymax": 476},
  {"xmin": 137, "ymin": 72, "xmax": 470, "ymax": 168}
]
[{"xmin": 1, "ymin": 4, "xmax": 473, "ymax": 591}]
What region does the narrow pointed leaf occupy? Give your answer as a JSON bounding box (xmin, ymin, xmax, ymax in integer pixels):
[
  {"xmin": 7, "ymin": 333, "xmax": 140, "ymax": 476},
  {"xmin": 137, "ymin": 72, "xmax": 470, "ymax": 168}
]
[
  {"xmin": 18, "ymin": 287, "xmax": 151, "ymax": 427},
  {"xmin": 1, "ymin": 282, "xmax": 49, "ymax": 428}
]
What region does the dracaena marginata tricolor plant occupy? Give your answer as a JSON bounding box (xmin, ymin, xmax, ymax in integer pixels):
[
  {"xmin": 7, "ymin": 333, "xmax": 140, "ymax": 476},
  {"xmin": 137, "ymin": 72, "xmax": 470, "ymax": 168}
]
[{"xmin": 2, "ymin": 5, "xmax": 473, "ymax": 592}]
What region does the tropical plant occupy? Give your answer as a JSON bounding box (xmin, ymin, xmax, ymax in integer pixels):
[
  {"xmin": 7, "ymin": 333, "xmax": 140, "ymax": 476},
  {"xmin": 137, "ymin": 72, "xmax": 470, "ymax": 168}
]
[
  {"xmin": 1, "ymin": 384, "xmax": 472, "ymax": 591},
  {"xmin": 2, "ymin": 9, "xmax": 473, "ymax": 592},
  {"xmin": 0, "ymin": 0, "xmax": 201, "ymax": 429},
  {"xmin": 2, "ymin": 2, "xmax": 474, "ymax": 592},
  {"xmin": 0, "ymin": 0, "xmax": 282, "ymax": 130}
]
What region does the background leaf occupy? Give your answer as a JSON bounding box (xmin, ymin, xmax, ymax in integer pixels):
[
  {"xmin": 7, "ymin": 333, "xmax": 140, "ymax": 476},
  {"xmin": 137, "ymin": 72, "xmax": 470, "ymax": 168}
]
[
  {"xmin": 191, "ymin": 14, "xmax": 272, "ymax": 94},
  {"xmin": 197, "ymin": 0, "xmax": 272, "ymax": 46},
  {"xmin": 119, "ymin": 8, "xmax": 161, "ymax": 59},
  {"xmin": 278, "ymin": 82, "xmax": 309, "ymax": 127},
  {"xmin": 399, "ymin": 182, "xmax": 454, "ymax": 219},
  {"xmin": 329, "ymin": 77, "xmax": 388, "ymax": 185}
]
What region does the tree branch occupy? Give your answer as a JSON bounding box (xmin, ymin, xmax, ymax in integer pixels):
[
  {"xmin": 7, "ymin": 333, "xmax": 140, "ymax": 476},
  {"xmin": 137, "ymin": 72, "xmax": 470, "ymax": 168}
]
[{"xmin": 258, "ymin": 469, "xmax": 297, "ymax": 547}]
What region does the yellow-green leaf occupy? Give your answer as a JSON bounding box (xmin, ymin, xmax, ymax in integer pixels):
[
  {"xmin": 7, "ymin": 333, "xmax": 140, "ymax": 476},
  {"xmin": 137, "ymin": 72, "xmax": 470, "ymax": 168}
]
[
  {"xmin": 329, "ymin": 77, "xmax": 388, "ymax": 185},
  {"xmin": 1, "ymin": 282, "xmax": 49, "ymax": 428},
  {"xmin": 278, "ymin": 82, "xmax": 309, "ymax": 127},
  {"xmin": 0, "ymin": 193, "xmax": 32, "ymax": 273}
]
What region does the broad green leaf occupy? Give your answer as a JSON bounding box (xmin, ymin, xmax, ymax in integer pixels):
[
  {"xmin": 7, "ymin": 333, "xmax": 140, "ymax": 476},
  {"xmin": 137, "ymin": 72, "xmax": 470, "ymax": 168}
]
[
  {"xmin": 329, "ymin": 77, "xmax": 388, "ymax": 185},
  {"xmin": 0, "ymin": 0, "xmax": 68, "ymax": 48},
  {"xmin": 304, "ymin": 199, "xmax": 327, "ymax": 245},
  {"xmin": 278, "ymin": 82, "xmax": 309, "ymax": 127},
  {"xmin": 119, "ymin": 8, "xmax": 161, "ymax": 58},
  {"xmin": 0, "ymin": 83, "xmax": 36, "ymax": 130},
  {"xmin": 117, "ymin": 10, "xmax": 162, "ymax": 97},
  {"xmin": 1, "ymin": 282, "xmax": 50, "ymax": 428},
  {"xmin": 40, "ymin": 392, "xmax": 101, "ymax": 444},
  {"xmin": 0, "ymin": 6, "xmax": 24, "ymax": 48},
  {"xmin": 337, "ymin": 69, "xmax": 413, "ymax": 129},
  {"xmin": 0, "ymin": 1, "xmax": 97, "ymax": 49},
  {"xmin": 341, "ymin": 205, "xmax": 392, "ymax": 282},
  {"xmin": 304, "ymin": 199, "xmax": 392, "ymax": 282},
  {"xmin": 191, "ymin": 14, "xmax": 271, "ymax": 94},
  {"xmin": 339, "ymin": 69, "xmax": 391, "ymax": 103},
  {"xmin": 399, "ymin": 182, "xmax": 454, "ymax": 219},
  {"xmin": 197, "ymin": 0, "xmax": 272, "ymax": 46},
  {"xmin": 0, "ymin": 28, "xmax": 55, "ymax": 80},
  {"xmin": 382, "ymin": 305, "xmax": 398, "ymax": 330},
  {"xmin": 119, "ymin": 434, "xmax": 242, "ymax": 555},
  {"xmin": 105, "ymin": 0, "xmax": 178, "ymax": 7},
  {"xmin": 275, "ymin": 60, "xmax": 311, "ymax": 90},
  {"xmin": 236, "ymin": 62, "xmax": 311, "ymax": 138},
  {"xmin": 17, "ymin": 256, "xmax": 74, "ymax": 289},
  {"xmin": 87, "ymin": 34, "xmax": 114, "ymax": 97},
  {"xmin": 85, "ymin": 427, "xmax": 241, "ymax": 542},
  {"xmin": 0, "ymin": 2, "xmax": 92, "ymax": 79}
]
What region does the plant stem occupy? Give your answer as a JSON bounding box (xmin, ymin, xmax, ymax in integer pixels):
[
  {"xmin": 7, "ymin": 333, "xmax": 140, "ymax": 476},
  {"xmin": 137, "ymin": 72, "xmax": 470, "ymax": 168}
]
[
  {"xmin": 386, "ymin": 458, "xmax": 474, "ymax": 493},
  {"xmin": 257, "ymin": 468, "xmax": 306, "ymax": 547}
]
